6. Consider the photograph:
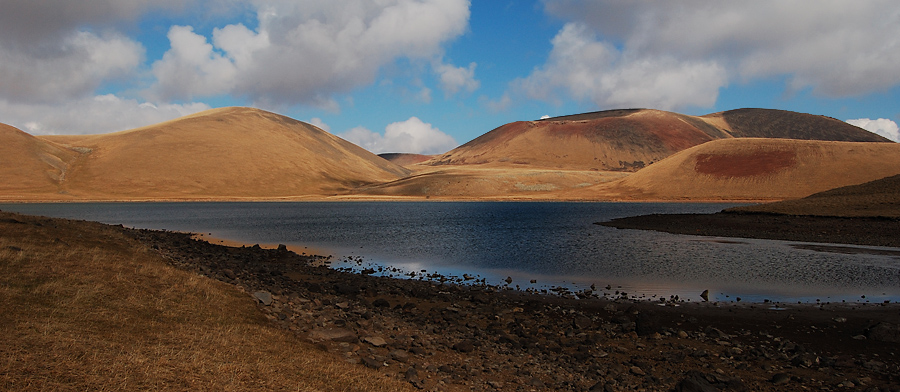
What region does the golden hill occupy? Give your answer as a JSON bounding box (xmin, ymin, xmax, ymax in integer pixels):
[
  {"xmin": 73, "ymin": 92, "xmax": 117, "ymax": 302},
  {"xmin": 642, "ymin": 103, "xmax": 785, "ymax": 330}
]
[
  {"xmin": 0, "ymin": 123, "xmax": 80, "ymax": 199},
  {"xmin": 728, "ymin": 174, "xmax": 900, "ymax": 218},
  {"xmin": 351, "ymin": 166, "xmax": 627, "ymax": 200},
  {"xmin": 377, "ymin": 153, "xmax": 434, "ymax": 167},
  {"xmin": 27, "ymin": 107, "xmax": 409, "ymax": 200},
  {"xmin": 575, "ymin": 138, "xmax": 900, "ymax": 201},
  {"xmin": 424, "ymin": 108, "xmax": 888, "ymax": 173}
]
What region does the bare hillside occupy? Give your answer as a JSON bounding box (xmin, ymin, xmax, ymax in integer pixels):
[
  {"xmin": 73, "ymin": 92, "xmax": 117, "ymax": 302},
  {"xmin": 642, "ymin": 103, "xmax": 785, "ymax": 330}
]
[
  {"xmin": 425, "ymin": 108, "xmax": 889, "ymax": 173},
  {"xmin": 728, "ymin": 174, "xmax": 900, "ymax": 217},
  {"xmin": 427, "ymin": 109, "xmax": 729, "ymax": 172},
  {"xmin": 576, "ymin": 138, "xmax": 900, "ymax": 201},
  {"xmin": 0, "ymin": 123, "xmax": 81, "ymax": 198},
  {"xmin": 27, "ymin": 107, "xmax": 409, "ymax": 200}
]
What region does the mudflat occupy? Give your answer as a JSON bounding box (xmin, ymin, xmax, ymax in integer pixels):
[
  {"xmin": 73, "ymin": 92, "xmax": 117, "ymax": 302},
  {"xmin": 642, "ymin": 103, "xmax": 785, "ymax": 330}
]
[{"xmin": 4, "ymin": 211, "xmax": 896, "ymax": 391}]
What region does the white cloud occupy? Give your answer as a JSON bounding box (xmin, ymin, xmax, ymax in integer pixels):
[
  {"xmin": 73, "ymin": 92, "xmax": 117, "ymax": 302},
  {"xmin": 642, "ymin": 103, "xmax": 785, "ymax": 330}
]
[
  {"xmin": 846, "ymin": 118, "xmax": 900, "ymax": 143},
  {"xmin": 540, "ymin": 115, "xmax": 550, "ymax": 119},
  {"xmin": 150, "ymin": 0, "xmax": 471, "ymax": 106},
  {"xmin": 0, "ymin": 31, "xmax": 143, "ymax": 104},
  {"xmin": 0, "ymin": 95, "xmax": 209, "ymax": 135},
  {"xmin": 433, "ymin": 60, "xmax": 480, "ymax": 97},
  {"xmin": 307, "ymin": 117, "xmax": 331, "ymax": 132},
  {"xmin": 338, "ymin": 117, "xmax": 458, "ymax": 154},
  {"xmin": 515, "ymin": 22, "xmax": 726, "ymax": 110},
  {"xmin": 151, "ymin": 25, "xmax": 240, "ymax": 100},
  {"xmin": 537, "ymin": 1, "xmax": 900, "ymax": 104}
]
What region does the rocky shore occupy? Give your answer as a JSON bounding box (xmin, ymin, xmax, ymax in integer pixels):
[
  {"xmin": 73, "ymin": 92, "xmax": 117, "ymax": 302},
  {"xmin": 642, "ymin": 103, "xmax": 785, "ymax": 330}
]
[
  {"xmin": 130, "ymin": 228, "xmax": 900, "ymax": 391},
  {"xmin": 600, "ymin": 212, "xmax": 900, "ymax": 248}
]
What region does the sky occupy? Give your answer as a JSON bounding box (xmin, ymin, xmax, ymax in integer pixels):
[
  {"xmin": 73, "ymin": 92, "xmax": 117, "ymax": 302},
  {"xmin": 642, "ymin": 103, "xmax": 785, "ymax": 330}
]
[{"xmin": 2, "ymin": 0, "xmax": 899, "ymax": 154}]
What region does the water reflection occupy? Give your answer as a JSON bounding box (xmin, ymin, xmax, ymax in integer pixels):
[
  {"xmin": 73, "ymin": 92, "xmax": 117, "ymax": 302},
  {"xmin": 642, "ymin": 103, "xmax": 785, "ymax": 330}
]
[{"xmin": 2, "ymin": 201, "xmax": 898, "ymax": 303}]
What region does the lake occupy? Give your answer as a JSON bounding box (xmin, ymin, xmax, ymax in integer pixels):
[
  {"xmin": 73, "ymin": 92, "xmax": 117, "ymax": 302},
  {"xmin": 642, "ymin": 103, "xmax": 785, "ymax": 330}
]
[{"xmin": 2, "ymin": 201, "xmax": 898, "ymax": 304}]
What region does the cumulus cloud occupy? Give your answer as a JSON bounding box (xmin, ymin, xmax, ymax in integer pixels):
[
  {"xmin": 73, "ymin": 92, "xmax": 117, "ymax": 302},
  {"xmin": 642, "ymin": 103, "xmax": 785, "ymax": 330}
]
[
  {"xmin": 150, "ymin": 0, "xmax": 471, "ymax": 106},
  {"xmin": 0, "ymin": 31, "xmax": 144, "ymax": 104},
  {"xmin": 515, "ymin": 0, "xmax": 900, "ymax": 110},
  {"xmin": 433, "ymin": 60, "xmax": 480, "ymax": 97},
  {"xmin": 307, "ymin": 117, "xmax": 331, "ymax": 132},
  {"xmin": 338, "ymin": 117, "xmax": 458, "ymax": 154},
  {"xmin": 515, "ymin": 23, "xmax": 726, "ymax": 110},
  {"xmin": 0, "ymin": 95, "xmax": 209, "ymax": 135},
  {"xmin": 846, "ymin": 118, "xmax": 900, "ymax": 142}
]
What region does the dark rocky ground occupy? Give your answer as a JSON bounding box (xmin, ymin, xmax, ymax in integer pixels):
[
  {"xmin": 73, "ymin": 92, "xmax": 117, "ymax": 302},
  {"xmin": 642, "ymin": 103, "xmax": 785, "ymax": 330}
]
[
  {"xmin": 130, "ymin": 227, "xmax": 900, "ymax": 392},
  {"xmin": 600, "ymin": 212, "xmax": 900, "ymax": 248}
]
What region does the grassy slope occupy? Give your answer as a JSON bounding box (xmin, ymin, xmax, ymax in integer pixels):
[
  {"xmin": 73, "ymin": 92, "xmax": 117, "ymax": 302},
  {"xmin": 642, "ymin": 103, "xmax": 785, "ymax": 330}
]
[
  {"xmin": 0, "ymin": 212, "xmax": 412, "ymax": 391},
  {"xmin": 575, "ymin": 138, "xmax": 900, "ymax": 201},
  {"xmin": 727, "ymin": 174, "xmax": 900, "ymax": 218}
]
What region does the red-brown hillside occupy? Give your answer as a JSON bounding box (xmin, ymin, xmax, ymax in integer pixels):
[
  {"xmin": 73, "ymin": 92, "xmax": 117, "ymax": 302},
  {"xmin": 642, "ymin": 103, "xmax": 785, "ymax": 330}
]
[
  {"xmin": 426, "ymin": 108, "xmax": 889, "ymax": 172},
  {"xmin": 576, "ymin": 138, "xmax": 900, "ymax": 201}
]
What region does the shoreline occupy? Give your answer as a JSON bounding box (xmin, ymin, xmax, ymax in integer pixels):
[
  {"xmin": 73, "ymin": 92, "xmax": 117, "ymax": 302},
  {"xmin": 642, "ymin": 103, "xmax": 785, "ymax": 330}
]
[
  {"xmin": 3, "ymin": 210, "xmax": 899, "ymax": 390},
  {"xmin": 130, "ymin": 219, "xmax": 900, "ymax": 391},
  {"xmin": 600, "ymin": 211, "xmax": 900, "ymax": 248}
]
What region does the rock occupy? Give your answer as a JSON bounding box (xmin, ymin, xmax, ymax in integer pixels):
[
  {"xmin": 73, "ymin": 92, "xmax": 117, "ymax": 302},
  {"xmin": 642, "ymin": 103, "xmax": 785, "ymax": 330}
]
[
  {"xmin": 390, "ymin": 349, "xmax": 409, "ymax": 363},
  {"xmin": 372, "ymin": 298, "xmax": 391, "ymax": 308},
  {"xmin": 573, "ymin": 315, "xmax": 593, "ymax": 330},
  {"xmin": 335, "ymin": 283, "xmax": 360, "ymax": 295},
  {"xmin": 277, "ymin": 244, "xmax": 287, "ymax": 251},
  {"xmin": 866, "ymin": 322, "xmax": 900, "ymax": 343},
  {"xmin": 453, "ymin": 340, "xmax": 476, "ymax": 353},
  {"xmin": 505, "ymin": 276, "xmax": 513, "ymax": 284},
  {"xmin": 363, "ymin": 336, "xmax": 387, "ymax": 347},
  {"xmin": 253, "ymin": 291, "xmax": 273, "ymax": 305},
  {"xmin": 309, "ymin": 327, "xmax": 357, "ymax": 343},
  {"xmin": 635, "ymin": 312, "xmax": 660, "ymax": 336},
  {"xmin": 704, "ymin": 326, "xmax": 729, "ymax": 340},
  {"xmin": 629, "ymin": 366, "xmax": 646, "ymax": 376},
  {"xmin": 792, "ymin": 353, "xmax": 819, "ymax": 368},
  {"xmin": 771, "ymin": 373, "xmax": 791, "ymax": 385},
  {"xmin": 674, "ymin": 371, "xmax": 717, "ymax": 392},
  {"xmin": 361, "ymin": 356, "xmax": 383, "ymax": 369}
]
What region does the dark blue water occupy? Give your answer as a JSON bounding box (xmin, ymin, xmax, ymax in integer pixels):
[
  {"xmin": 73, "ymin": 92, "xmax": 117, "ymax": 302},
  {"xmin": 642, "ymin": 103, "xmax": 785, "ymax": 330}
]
[{"xmin": 3, "ymin": 202, "xmax": 899, "ymax": 304}]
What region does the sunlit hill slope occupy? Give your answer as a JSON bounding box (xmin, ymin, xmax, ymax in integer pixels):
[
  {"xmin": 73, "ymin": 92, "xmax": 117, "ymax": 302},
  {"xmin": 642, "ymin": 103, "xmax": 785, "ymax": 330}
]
[{"xmin": 11, "ymin": 107, "xmax": 409, "ymax": 200}]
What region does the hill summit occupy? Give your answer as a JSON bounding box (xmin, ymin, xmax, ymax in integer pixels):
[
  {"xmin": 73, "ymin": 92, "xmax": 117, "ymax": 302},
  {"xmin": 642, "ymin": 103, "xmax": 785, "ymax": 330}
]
[
  {"xmin": 28, "ymin": 107, "xmax": 409, "ymax": 200},
  {"xmin": 424, "ymin": 108, "xmax": 888, "ymax": 172}
]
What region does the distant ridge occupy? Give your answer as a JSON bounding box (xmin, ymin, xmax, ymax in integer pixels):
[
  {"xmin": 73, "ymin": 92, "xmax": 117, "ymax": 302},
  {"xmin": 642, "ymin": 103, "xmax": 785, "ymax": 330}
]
[
  {"xmin": 18, "ymin": 107, "xmax": 409, "ymax": 200},
  {"xmin": 705, "ymin": 108, "xmax": 889, "ymax": 141},
  {"xmin": 378, "ymin": 153, "xmax": 433, "ymax": 167},
  {"xmin": 425, "ymin": 108, "xmax": 888, "ymax": 172}
]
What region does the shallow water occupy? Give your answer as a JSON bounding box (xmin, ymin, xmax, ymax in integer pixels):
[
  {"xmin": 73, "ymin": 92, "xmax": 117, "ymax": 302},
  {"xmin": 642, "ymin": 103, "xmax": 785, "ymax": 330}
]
[{"xmin": 3, "ymin": 201, "xmax": 898, "ymax": 304}]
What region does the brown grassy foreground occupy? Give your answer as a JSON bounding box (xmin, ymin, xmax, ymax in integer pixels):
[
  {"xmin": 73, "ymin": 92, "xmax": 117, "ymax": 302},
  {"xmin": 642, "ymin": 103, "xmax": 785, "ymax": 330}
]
[{"xmin": 0, "ymin": 212, "xmax": 413, "ymax": 391}]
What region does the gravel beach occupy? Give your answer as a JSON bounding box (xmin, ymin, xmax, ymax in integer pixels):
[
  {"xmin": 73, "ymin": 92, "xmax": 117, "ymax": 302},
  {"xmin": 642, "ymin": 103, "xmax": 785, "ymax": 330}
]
[{"xmin": 132, "ymin": 226, "xmax": 900, "ymax": 391}]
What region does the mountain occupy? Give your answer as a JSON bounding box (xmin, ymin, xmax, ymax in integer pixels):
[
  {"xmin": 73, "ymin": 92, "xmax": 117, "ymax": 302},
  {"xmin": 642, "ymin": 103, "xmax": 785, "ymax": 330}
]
[
  {"xmin": 705, "ymin": 108, "xmax": 888, "ymax": 141},
  {"xmin": 424, "ymin": 108, "xmax": 889, "ymax": 172},
  {"xmin": 0, "ymin": 123, "xmax": 80, "ymax": 199},
  {"xmin": 727, "ymin": 174, "xmax": 900, "ymax": 218},
  {"xmin": 29, "ymin": 107, "xmax": 409, "ymax": 200},
  {"xmin": 377, "ymin": 153, "xmax": 434, "ymax": 167},
  {"xmin": 575, "ymin": 138, "xmax": 900, "ymax": 201}
]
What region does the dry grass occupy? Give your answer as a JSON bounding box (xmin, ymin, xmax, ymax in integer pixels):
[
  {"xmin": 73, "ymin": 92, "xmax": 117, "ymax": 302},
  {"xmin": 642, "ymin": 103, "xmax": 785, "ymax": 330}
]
[
  {"xmin": 573, "ymin": 138, "xmax": 900, "ymax": 201},
  {"xmin": 0, "ymin": 212, "xmax": 413, "ymax": 391}
]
